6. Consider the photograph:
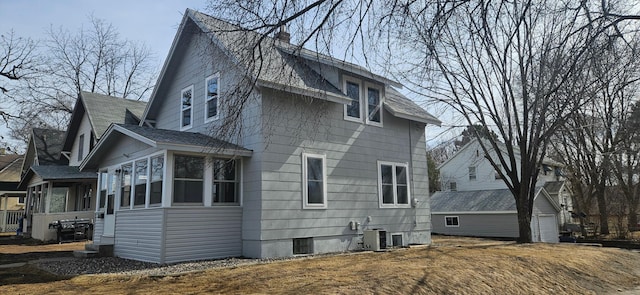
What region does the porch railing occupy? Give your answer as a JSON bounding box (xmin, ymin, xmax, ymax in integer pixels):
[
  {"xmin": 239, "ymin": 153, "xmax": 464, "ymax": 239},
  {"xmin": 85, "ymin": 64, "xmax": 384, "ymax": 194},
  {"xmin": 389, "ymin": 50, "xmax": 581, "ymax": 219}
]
[{"xmin": 1, "ymin": 210, "xmax": 24, "ymax": 233}]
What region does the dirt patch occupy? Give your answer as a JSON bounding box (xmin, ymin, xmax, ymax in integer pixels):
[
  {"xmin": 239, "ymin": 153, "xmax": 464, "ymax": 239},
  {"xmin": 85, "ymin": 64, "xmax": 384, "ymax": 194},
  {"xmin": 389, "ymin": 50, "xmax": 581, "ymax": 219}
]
[{"xmin": 1, "ymin": 237, "xmax": 639, "ymax": 294}]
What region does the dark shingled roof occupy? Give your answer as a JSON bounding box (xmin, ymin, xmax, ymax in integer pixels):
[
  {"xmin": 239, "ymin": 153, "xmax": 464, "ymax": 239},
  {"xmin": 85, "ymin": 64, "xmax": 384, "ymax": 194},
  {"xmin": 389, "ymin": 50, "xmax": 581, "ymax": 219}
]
[
  {"xmin": 117, "ymin": 124, "xmax": 252, "ymax": 152},
  {"xmin": 431, "ymin": 187, "xmax": 545, "ymax": 212},
  {"xmin": 30, "ymin": 166, "xmax": 97, "ymax": 180},
  {"xmin": 158, "ymin": 9, "xmax": 439, "ymax": 126},
  {"xmin": 81, "ymin": 91, "xmax": 147, "ymax": 140},
  {"xmin": 431, "ymin": 189, "xmax": 518, "ymax": 212},
  {"xmin": 32, "ymin": 128, "xmax": 67, "ymax": 165}
]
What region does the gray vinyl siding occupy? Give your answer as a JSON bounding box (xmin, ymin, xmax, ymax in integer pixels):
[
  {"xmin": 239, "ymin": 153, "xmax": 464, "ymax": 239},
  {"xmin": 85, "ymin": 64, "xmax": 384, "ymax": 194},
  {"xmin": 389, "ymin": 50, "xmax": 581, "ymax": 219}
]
[
  {"xmin": 93, "ymin": 216, "xmax": 104, "ymax": 244},
  {"xmin": 533, "ymin": 194, "xmax": 557, "ymax": 215},
  {"xmin": 253, "ymin": 88, "xmax": 430, "ymax": 257},
  {"xmin": 152, "ymin": 23, "xmax": 247, "ymax": 140},
  {"xmin": 114, "ymin": 208, "xmax": 164, "ymax": 263},
  {"xmin": 431, "ymin": 213, "xmax": 519, "ymax": 238},
  {"xmin": 164, "ymin": 207, "xmax": 242, "ymax": 264},
  {"xmin": 96, "ymin": 133, "xmax": 160, "ymax": 167}
]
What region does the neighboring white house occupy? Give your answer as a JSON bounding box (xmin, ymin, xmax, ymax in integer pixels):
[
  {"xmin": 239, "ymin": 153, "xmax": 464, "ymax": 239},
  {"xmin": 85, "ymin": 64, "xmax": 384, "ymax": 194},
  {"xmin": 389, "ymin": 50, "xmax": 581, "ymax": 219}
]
[
  {"xmin": 432, "ymin": 138, "xmax": 572, "ymax": 242},
  {"xmin": 79, "ymin": 9, "xmax": 441, "ymax": 264},
  {"xmin": 19, "ymin": 92, "xmax": 146, "ymax": 241}
]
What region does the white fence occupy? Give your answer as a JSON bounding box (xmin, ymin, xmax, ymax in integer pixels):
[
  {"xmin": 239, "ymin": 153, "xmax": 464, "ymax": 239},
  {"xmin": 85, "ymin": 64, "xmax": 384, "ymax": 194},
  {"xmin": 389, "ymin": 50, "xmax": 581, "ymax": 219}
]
[{"xmin": 1, "ymin": 210, "xmax": 23, "ymax": 232}]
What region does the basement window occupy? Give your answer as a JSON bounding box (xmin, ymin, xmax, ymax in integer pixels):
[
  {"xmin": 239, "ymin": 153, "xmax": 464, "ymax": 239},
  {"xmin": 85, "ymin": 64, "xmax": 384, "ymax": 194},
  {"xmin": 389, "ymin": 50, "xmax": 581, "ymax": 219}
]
[{"xmin": 293, "ymin": 238, "xmax": 313, "ymax": 255}]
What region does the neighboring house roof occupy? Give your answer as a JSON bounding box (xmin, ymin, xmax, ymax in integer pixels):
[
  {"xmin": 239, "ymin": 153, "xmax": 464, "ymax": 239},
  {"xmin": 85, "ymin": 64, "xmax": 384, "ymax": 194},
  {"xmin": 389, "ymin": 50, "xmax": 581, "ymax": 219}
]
[
  {"xmin": 18, "ymin": 166, "xmax": 96, "ymax": 190},
  {"xmin": 31, "ymin": 128, "xmax": 67, "ymax": 166},
  {"xmin": 63, "ymin": 91, "xmax": 147, "ymax": 151},
  {"xmin": 81, "ymin": 124, "xmax": 253, "ymax": 170},
  {"xmin": 0, "ymin": 154, "xmax": 22, "ymax": 182},
  {"xmin": 431, "ymin": 187, "xmax": 559, "ymax": 213},
  {"xmin": 142, "ymin": 8, "xmax": 440, "ymax": 126},
  {"xmin": 0, "ymin": 154, "xmax": 24, "ymax": 192}
]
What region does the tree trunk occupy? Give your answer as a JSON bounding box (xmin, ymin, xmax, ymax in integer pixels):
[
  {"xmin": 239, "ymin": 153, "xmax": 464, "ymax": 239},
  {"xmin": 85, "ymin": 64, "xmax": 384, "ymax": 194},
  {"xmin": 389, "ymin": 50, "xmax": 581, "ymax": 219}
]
[
  {"xmin": 516, "ymin": 207, "xmax": 533, "ymax": 243},
  {"xmin": 596, "ymin": 182, "xmax": 610, "ymax": 235},
  {"xmin": 627, "ymin": 200, "xmax": 639, "ymax": 232}
]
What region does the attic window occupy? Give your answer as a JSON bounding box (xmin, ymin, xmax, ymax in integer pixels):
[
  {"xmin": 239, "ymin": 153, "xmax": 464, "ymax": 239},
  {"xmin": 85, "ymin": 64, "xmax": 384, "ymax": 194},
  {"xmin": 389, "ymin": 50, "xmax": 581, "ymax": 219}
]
[
  {"xmin": 180, "ymin": 85, "xmax": 194, "ymax": 130},
  {"xmin": 205, "ymin": 74, "xmax": 219, "ymax": 122},
  {"xmin": 365, "ymin": 84, "xmax": 382, "ymax": 125},
  {"xmin": 344, "ymin": 79, "xmax": 362, "ymax": 121}
]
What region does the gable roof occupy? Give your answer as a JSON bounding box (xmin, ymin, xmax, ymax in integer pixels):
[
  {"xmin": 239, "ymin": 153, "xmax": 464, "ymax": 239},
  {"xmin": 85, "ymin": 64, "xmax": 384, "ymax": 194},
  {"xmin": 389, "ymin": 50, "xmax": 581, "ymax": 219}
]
[
  {"xmin": 0, "ymin": 154, "xmax": 23, "ymax": 182},
  {"xmin": 18, "ymin": 166, "xmax": 97, "ymax": 190},
  {"xmin": 430, "ymin": 187, "xmax": 559, "ymax": 213},
  {"xmin": 543, "ymin": 181, "xmax": 564, "ymax": 195},
  {"xmin": 62, "ymin": 91, "xmax": 147, "ymax": 151},
  {"xmin": 31, "ymin": 128, "xmax": 67, "ymax": 166},
  {"xmin": 142, "ymin": 8, "xmax": 439, "ymax": 126},
  {"xmin": 81, "ymin": 124, "xmax": 253, "ymax": 170}
]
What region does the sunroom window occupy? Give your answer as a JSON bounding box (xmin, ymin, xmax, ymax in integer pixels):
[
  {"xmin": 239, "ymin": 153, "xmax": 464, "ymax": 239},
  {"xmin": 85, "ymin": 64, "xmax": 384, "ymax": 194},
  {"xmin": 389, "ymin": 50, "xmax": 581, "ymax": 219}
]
[
  {"xmin": 213, "ymin": 159, "xmax": 239, "ymax": 204},
  {"xmin": 173, "ymin": 155, "xmax": 204, "ymax": 203}
]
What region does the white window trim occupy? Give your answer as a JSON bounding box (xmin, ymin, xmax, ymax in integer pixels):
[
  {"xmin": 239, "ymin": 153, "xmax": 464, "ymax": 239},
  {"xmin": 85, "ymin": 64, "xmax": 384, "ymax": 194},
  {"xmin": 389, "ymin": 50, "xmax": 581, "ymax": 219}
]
[
  {"xmin": 343, "ymin": 76, "xmax": 363, "ymax": 123},
  {"xmin": 364, "ymin": 82, "xmax": 383, "ymax": 127},
  {"xmin": 180, "ymin": 85, "xmax": 194, "ymax": 131},
  {"xmin": 211, "ymin": 157, "xmax": 242, "ymax": 206},
  {"xmin": 302, "ymin": 153, "xmax": 327, "ymax": 209},
  {"xmin": 377, "ymin": 160, "xmax": 411, "ymax": 208},
  {"xmin": 204, "ymin": 73, "xmax": 220, "ymax": 123},
  {"xmin": 445, "ymin": 216, "xmax": 460, "ymax": 227}
]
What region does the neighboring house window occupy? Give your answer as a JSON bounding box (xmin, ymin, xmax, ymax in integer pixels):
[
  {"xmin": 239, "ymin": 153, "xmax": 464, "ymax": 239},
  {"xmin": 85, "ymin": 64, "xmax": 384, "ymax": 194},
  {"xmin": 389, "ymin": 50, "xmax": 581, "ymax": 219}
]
[
  {"xmin": 365, "ymin": 84, "xmax": 382, "ymax": 125},
  {"xmin": 302, "ymin": 153, "xmax": 327, "ymax": 209},
  {"xmin": 120, "ymin": 164, "xmax": 132, "ymax": 209},
  {"xmin": 78, "ymin": 134, "xmax": 84, "ymax": 162},
  {"xmin": 150, "ymin": 155, "xmax": 163, "ymax": 205},
  {"xmin": 213, "ymin": 159, "xmax": 239, "ymax": 204},
  {"xmin": 293, "ymin": 238, "xmax": 313, "ymax": 255},
  {"xmin": 134, "ymin": 159, "xmax": 148, "ymax": 206},
  {"xmin": 99, "ymin": 172, "xmax": 108, "ymax": 210},
  {"xmin": 17, "ymin": 196, "xmax": 25, "ymax": 204},
  {"xmin": 180, "ymin": 85, "xmax": 194, "ymax": 130},
  {"xmin": 344, "ymin": 79, "xmax": 362, "ymax": 121},
  {"xmin": 173, "ymin": 155, "xmax": 204, "ymax": 203},
  {"xmin": 468, "ymin": 166, "xmax": 476, "ymax": 181},
  {"xmin": 449, "ymin": 181, "xmax": 457, "ymax": 191},
  {"xmin": 495, "ymin": 165, "xmax": 502, "ymax": 180},
  {"xmin": 445, "ymin": 216, "xmax": 459, "ymax": 227},
  {"xmin": 205, "ymin": 74, "xmax": 219, "ymax": 122},
  {"xmin": 378, "ymin": 161, "xmax": 410, "ymax": 208}
]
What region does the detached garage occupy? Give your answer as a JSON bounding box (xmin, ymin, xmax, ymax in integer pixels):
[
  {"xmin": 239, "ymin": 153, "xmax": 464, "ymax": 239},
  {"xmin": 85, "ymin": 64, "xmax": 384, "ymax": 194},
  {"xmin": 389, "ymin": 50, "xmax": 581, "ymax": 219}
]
[{"xmin": 431, "ymin": 188, "xmax": 560, "ymax": 243}]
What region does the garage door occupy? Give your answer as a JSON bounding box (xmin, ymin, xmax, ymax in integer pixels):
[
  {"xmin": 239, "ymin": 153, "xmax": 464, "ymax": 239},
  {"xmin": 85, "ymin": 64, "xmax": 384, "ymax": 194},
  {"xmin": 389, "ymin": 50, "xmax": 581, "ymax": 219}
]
[{"xmin": 532, "ymin": 215, "xmax": 559, "ymax": 243}]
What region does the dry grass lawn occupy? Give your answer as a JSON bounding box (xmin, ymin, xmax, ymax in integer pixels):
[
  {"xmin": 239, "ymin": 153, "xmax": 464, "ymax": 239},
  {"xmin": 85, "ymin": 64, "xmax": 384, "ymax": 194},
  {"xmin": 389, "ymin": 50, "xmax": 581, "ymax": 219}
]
[{"xmin": 2, "ymin": 236, "xmax": 640, "ymax": 294}]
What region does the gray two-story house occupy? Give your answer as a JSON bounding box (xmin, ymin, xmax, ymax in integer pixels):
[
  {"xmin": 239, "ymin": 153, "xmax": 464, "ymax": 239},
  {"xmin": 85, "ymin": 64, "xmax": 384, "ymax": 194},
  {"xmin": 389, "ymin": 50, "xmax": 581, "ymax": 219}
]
[{"xmin": 81, "ymin": 9, "xmax": 440, "ymax": 263}]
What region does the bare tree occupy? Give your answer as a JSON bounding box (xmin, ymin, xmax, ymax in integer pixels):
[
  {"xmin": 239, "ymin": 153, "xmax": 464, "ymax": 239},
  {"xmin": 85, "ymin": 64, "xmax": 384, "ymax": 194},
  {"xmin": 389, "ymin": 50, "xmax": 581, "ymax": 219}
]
[
  {"xmin": 0, "ymin": 30, "xmax": 39, "ymax": 123},
  {"xmin": 205, "ymin": 0, "xmax": 640, "ymax": 242},
  {"xmin": 5, "ymin": 16, "xmax": 157, "ymax": 141}
]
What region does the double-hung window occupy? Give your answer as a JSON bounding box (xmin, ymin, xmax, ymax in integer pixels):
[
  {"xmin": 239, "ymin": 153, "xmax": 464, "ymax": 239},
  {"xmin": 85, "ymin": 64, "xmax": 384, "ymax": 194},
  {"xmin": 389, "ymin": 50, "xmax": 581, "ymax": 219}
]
[
  {"xmin": 213, "ymin": 159, "xmax": 239, "ymax": 204},
  {"xmin": 469, "ymin": 166, "xmax": 476, "ymax": 181},
  {"xmin": 302, "ymin": 153, "xmax": 327, "ymax": 209},
  {"xmin": 173, "ymin": 155, "xmax": 204, "ymax": 204},
  {"xmin": 378, "ymin": 161, "xmax": 410, "ymax": 208},
  {"xmin": 343, "ymin": 76, "xmax": 384, "ymax": 126},
  {"xmin": 180, "ymin": 85, "xmax": 194, "ymax": 130},
  {"xmin": 205, "ymin": 74, "xmax": 219, "ymax": 122},
  {"xmin": 77, "ymin": 134, "xmax": 84, "ymax": 162}
]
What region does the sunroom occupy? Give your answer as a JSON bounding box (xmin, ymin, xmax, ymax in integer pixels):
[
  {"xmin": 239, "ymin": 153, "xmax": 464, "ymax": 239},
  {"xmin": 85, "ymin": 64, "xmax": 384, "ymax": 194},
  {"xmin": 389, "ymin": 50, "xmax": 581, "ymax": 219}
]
[{"xmin": 81, "ymin": 124, "xmax": 252, "ymax": 263}]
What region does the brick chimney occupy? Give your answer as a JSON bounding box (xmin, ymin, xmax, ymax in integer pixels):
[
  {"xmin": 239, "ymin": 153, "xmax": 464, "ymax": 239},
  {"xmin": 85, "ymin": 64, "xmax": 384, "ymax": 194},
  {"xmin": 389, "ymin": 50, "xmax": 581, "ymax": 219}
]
[{"xmin": 276, "ymin": 25, "xmax": 290, "ymax": 43}]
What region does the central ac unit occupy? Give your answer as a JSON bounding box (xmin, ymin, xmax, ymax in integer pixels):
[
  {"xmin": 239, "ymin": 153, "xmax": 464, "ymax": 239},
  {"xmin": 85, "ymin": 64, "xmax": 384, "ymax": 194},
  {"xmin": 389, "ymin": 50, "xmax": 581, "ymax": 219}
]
[{"xmin": 363, "ymin": 229, "xmax": 386, "ymax": 251}]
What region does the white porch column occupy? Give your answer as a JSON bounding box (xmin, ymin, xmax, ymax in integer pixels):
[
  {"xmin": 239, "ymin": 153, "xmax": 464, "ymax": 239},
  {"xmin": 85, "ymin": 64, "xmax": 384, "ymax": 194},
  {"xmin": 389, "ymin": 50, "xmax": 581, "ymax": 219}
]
[
  {"xmin": 1, "ymin": 195, "xmax": 6, "ymax": 232},
  {"xmin": 162, "ymin": 151, "xmax": 174, "ymax": 207}
]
